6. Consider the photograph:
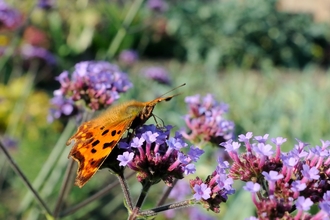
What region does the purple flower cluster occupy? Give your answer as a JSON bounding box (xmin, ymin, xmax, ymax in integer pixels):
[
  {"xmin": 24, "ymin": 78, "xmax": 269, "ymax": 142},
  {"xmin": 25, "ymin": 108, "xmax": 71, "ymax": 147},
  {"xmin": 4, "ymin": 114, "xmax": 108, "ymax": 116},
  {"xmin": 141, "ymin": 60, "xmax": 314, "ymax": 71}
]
[
  {"xmin": 181, "ymin": 94, "xmax": 235, "ymax": 146},
  {"xmin": 224, "ymin": 132, "xmax": 330, "ymax": 219},
  {"xmin": 0, "ymin": 0, "xmax": 21, "ymax": 29},
  {"xmin": 141, "ymin": 66, "xmax": 171, "ymax": 85},
  {"xmin": 20, "ymin": 44, "xmax": 56, "ymax": 65},
  {"xmin": 118, "ymin": 49, "xmax": 138, "ymax": 66},
  {"xmin": 117, "ymin": 124, "xmax": 203, "ymax": 186},
  {"xmin": 49, "ymin": 61, "xmax": 132, "ymax": 121},
  {"xmin": 189, "ymin": 158, "xmax": 235, "ymax": 213},
  {"xmin": 37, "ymin": 0, "xmax": 54, "ymax": 9},
  {"xmin": 147, "ymin": 0, "xmax": 168, "ymax": 13}
]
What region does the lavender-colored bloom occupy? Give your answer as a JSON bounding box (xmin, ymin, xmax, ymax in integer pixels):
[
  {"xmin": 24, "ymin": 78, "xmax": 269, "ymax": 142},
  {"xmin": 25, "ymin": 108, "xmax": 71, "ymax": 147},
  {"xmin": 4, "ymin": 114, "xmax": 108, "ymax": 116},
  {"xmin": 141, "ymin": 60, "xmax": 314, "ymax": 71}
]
[
  {"xmin": 117, "ymin": 152, "xmax": 134, "ymax": 166},
  {"xmin": 20, "ymin": 44, "xmax": 56, "ymax": 65},
  {"xmin": 184, "ymin": 163, "xmax": 196, "ymax": 175},
  {"xmin": 118, "ymin": 49, "xmax": 138, "ymax": 66},
  {"xmin": 117, "ymin": 124, "xmax": 197, "ymax": 186},
  {"xmin": 271, "ymin": 137, "xmax": 287, "ymax": 146},
  {"xmin": 291, "ymin": 180, "xmax": 306, "ymax": 192},
  {"xmin": 166, "ymin": 137, "xmax": 186, "ymax": 150},
  {"xmin": 141, "ymin": 66, "xmax": 171, "ymax": 85},
  {"xmin": 51, "ymin": 61, "xmax": 132, "ymax": 114},
  {"xmin": 262, "ymin": 171, "xmax": 284, "ymax": 182},
  {"xmin": 182, "ymin": 94, "xmax": 235, "ymax": 145},
  {"xmin": 193, "ymin": 183, "xmax": 211, "ymax": 200},
  {"xmin": 224, "ymin": 141, "xmax": 240, "ymax": 152},
  {"xmin": 301, "ymin": 164, "xmax": 320, "ymax": 180},
  {"xmin": 188, "ymin": 207, "xmax": 217, "ymax": 220},
  {"xmin": 37, "ymin": 0, "xmax": 54, "ymax": 9},
  {"xmin": 296, "ymin": 196, "xmax": 313, "ymax": 211},
  {"xmin": 319, "ymin": 201, "xmax": 330, "ymax": 216},
  {"xmin": 168, "ymin": 179, "xmax": 191, "ymax": 200},
  {"xmin": 245, "ymin": 217, "xmax": 259, "ymax": 220},
  {"xmin": 48, "ymin": 95, "xmax": 76, "ymax": 122},
  {"xmin": 141, "ymin": 131, "xmax": 158, "ymax": 144},
  {"xmin": 243, "ymin": 181, "xmax": 260, "ymax": 193},
  {"xmin": 253, "ymin": 143, "xmax": 274, "ymax": 157},
  {"xmin": 217, "ymin": 158, "xmax": 230, "ymax": 170},
  {"xmin": 130, "ymin": 137, "xmax": 145, "ymax": 148},
  {"xmin": 0, "ymin": 0, "xmax": 21, "ymax": 29},
  {"xmin": 254, "ymin": 134, "xmax": 269, "ymax": 143},
  {"xmin": 324, "ymin": 191, "xmax": 330, "ymax": 201},
  {"xmin": 238, "ymin": 132, "xmax": 253, "ymax": 142},
  {"xmin": 282, "ymin": 153, "xmax": 299, "ymax": 167},
  {"xmin": 147, "ymin": 0, "xmax": 167, "ymax": 12},
  {"xmin": 1, "ymin": 135, "xmax": 18, "ymax": 151},
  {"xmin": 187, "ymin": 146, "xmax": 204, "ymax": 162}
]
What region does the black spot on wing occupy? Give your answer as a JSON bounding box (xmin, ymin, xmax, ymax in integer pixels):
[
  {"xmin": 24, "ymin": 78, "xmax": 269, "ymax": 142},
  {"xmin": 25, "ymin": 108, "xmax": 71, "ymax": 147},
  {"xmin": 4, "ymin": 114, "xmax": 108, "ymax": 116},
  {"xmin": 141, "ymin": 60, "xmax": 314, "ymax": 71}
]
[
  {"xmin": 117, "ymin": 130, "xmax": 121, "ymax": 134},
  {"xmin": 92, "ymin": 140, "xmax": 100, "ymax": 147},
  {"xmin": 103, "ymin": 141, "xmax": 115, "ymax": 149},
  {"xmin": 111, "ymin": 130, "xmax": 117, "ymax": 136},
  {"xmin": 102, "ymin": 129, "xmax": 109, "ymax": 136},
  {"xmin": 91, "ymin": 149, "xmax": 97, "ymax": 154}
]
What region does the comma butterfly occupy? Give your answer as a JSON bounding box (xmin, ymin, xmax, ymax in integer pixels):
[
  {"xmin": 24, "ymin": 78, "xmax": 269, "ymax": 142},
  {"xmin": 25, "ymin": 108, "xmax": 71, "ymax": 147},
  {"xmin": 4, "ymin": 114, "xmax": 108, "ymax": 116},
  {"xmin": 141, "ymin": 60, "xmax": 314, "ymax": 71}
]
[{"xmin": 67, "ymin": 84, "xmax": 184, "ymax": 188}]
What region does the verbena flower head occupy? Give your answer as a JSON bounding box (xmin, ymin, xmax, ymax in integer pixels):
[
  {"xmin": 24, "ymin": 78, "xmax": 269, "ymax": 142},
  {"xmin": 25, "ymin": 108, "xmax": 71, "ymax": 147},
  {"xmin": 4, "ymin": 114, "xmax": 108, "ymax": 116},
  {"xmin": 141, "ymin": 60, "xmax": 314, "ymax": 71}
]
[
  {"xmin": 117, "ymin": 124, "xmax": 202, "ymax": 186},
  {"xmin": 37, "ymin": 0, "xmax": 54, "ymax": 9},
  {"xmin": 141, "ymin": 66, "xmax": 171, "ymax": 85},
  {"xmin": 49, "ymin": 61, "xmax": 132, "ymax": 121},
  {"xmin": 147, "ymin": 0, "xmax": 167, "ymax": 13},
  {"xmin": 0, "ymin": 0, "xmax": 22, "ymax": 29},
  {"xmin": 181, "ymin": 94, "xmax": 235, "ymax": 146},
  {"xmin": 227, "ymin": 132, "xmax": 330, "ymax": 219},
  {"xmin": 118, "ymin": 49, "xmax": 138, "ymax": 66},
  {"xmin": 189, "ymin": 158, "xmax": 235, "ymax": 213},
  {"xmin": 20, "ymin": 44, "xmax": 56, "ymax": 65}
]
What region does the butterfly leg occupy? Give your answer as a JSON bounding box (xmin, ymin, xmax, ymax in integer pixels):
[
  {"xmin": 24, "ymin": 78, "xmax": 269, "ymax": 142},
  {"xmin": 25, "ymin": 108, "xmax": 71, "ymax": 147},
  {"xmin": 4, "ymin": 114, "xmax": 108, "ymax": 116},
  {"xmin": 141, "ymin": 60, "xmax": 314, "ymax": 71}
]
[{"xmin": 152, "ymin": 114, "xmax": 165, "ymax": 129}]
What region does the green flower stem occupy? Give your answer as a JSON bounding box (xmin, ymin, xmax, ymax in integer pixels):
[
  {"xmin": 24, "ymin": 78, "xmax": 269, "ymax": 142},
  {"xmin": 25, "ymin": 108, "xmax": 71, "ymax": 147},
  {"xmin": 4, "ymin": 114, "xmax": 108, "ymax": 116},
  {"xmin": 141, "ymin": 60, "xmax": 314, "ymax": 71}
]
[
  {"xmin": 59, "ymin": 172, "xmax": 132, "ymax": 218},
  {"xmin": 139, "ymin": 199, "xmax": 196, "ymax": 217},
  {"xmin": 53, "ymin": 159, "xmax": 75, "ymax": 217},
  {"xmin": 117, "ymin": 173, "xmax": 134, "ymax": 212},
  {"xmin": 18, "ymin": 119, "xmax": 76, "ymax": 213},
  {"xmin": 0, "ymin": 140, "xmax": 52, "ymax": 217},
  {"xmin": 128, "ymin": 181, "xmax": 152, "ymax": 220},
  {"xmin": 106, "ymin": 0, "xmax": 144, "ymax": 59}
]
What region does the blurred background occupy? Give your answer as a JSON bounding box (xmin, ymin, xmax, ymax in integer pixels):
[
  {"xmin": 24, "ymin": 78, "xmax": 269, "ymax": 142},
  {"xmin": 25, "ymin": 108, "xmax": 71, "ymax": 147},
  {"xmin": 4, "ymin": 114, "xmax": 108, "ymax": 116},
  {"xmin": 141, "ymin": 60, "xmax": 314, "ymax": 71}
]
[{"xmin": 1, "ymin": 0, "xmax": 330, "ymax": 219}]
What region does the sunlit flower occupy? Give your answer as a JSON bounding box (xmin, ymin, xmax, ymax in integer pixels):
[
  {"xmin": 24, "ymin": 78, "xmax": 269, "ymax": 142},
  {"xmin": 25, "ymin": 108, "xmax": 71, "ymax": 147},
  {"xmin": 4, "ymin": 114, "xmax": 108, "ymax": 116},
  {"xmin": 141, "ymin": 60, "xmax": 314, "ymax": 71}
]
[
  {"xmin": 182, "ymin": 94, "xmax": 235, "ymax": 146},
  {"xmin": 141, "ymin": 66, "xmax": 171, "ymax": 85},
  {"xmin": 228, "ymin": 132, "xmax": 330, "ymax": 219},
  {"xmin": 0, "ymin": 0, "xmax": 22, "ymax": 29},
  {"xmin": 118, "ymin": 49, "xmax": 138, "ymax": 66},
  {"xmin": 189, "ymin": 158, "xmax": 235, "ymax": 213},
  {"xmin": 117, "ymin": 125, "xmax": 202, "ymax": 186},
  {"xmin": 49, "ymin": 61, "xmax": 132, "ymax": 119}
]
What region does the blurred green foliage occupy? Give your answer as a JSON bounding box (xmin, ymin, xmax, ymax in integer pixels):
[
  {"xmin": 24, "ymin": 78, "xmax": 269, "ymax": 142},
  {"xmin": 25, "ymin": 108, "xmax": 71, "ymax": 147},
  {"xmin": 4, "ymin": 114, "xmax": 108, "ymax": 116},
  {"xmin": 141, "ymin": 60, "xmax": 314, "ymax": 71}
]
[{"xmin": 166, "ymin": 0, "xmax": 330, "ymax": 69}]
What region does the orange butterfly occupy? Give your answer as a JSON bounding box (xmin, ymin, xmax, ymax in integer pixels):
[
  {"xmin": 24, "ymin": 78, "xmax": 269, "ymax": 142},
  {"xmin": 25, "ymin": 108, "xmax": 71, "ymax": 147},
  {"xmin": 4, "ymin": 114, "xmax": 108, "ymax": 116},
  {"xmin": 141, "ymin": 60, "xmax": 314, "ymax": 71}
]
[{"xmin": 67, "ymin": 85, "xmax": 184, "ymax": 188}]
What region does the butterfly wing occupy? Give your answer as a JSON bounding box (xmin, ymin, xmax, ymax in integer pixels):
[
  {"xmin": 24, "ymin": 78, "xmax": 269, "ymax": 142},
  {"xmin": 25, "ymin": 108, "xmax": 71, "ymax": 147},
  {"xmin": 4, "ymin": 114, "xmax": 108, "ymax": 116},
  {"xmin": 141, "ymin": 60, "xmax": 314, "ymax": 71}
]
[{"xmin": 67, "ymin": 119, "xmax": 132, "ymax": 188}]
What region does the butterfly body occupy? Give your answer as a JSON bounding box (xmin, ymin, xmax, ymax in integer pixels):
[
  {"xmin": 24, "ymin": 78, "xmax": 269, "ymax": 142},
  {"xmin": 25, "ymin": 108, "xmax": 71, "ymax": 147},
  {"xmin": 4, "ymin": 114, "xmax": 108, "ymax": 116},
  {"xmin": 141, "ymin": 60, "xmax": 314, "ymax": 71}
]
[{"xmin": 67, "ymin": 96, "xmax": 175, "ymax": 187}]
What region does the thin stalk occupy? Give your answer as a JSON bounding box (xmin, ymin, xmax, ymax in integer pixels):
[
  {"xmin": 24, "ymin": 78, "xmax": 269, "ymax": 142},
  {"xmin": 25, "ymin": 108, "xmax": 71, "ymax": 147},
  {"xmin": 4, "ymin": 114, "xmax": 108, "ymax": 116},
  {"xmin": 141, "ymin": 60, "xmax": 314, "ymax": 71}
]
[
  {"xmin": 116, "ymin": 173, "xmax": 134, "ymax": 211},
  {"xmin": 0, "ymin": 140, "xmax": 52, "ymax": 217},
  {"xmin": 106, "ymin": 0, "xmax": 144, "ymax": 59},
  {"xmin": 128, "ymin": 181, "xmax": 152, "ymax": 220},
  {"xmin": 59, "ymin": 171, "xmax": 133, "ymax": 217},
  {"xmin": 139, "ymin": 199, "xmax": 196, "ymax": 217},
  {"xmin": 53, "ymin": 159, "xmax": 75, "ymax": 218},
  {"xmin": 157, "ymin": 179, "xmax": 178, "ymax": 206},
  {"xmin": 18, "ymin": 119, "xmax": 76, "ymax": 213}
]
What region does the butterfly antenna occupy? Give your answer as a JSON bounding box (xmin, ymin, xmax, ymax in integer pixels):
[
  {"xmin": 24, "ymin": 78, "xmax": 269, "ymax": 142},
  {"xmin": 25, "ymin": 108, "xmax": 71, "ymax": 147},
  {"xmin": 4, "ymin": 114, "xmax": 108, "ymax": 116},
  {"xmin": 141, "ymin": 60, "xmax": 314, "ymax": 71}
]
[{"xmin": 158, "ymin": 83, "xmax": 186, "ymax": 98}]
